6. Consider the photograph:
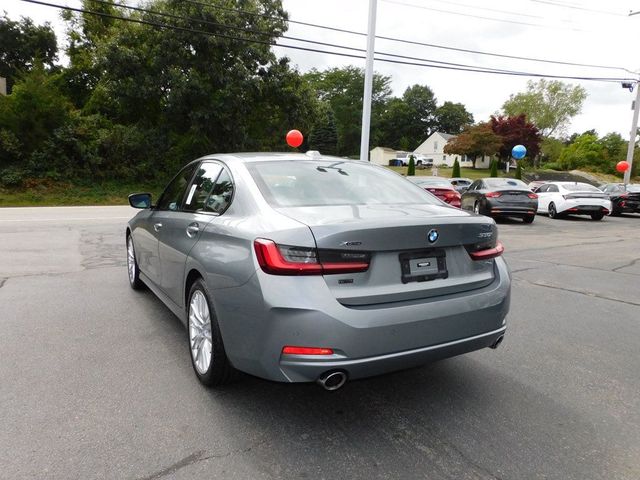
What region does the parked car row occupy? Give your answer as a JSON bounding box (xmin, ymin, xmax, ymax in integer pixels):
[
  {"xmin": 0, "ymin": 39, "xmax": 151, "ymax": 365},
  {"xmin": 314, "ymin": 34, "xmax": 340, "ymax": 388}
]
[{"xmin": 409, "ymin": 175, "xmax": 640, "ymax": 223}]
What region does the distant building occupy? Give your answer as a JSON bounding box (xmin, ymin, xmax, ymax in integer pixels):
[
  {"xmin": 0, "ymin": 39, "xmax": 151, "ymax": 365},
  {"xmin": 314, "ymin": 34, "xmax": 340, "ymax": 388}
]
[
  {"xmin": 369, "ymin": 146, "xmax": 400, "ymax": 166},
  {"xmin": 413, "ymin": 131, "xmax": 491, "ymax": 169}
]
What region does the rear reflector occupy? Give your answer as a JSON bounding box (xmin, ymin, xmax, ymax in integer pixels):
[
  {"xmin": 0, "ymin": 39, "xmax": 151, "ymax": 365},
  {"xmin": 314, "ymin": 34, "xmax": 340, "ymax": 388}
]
[
  {"xmin": 254, "ymin": 238, "xmax": 370, "ymax": 275},
  {"xmin": 468, "ymin": 241, "xmax": 504, "ymax": 261},
  {"xmin": 282, "ymin": 346, "xmax": 334, "ymax": 355}
]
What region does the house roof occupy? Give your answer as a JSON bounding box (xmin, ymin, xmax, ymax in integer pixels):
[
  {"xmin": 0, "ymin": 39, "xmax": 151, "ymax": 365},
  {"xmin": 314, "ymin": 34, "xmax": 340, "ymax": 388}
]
[{"xmin": 438, "ymin": 133, "xmax": 456, "ymax": 141}]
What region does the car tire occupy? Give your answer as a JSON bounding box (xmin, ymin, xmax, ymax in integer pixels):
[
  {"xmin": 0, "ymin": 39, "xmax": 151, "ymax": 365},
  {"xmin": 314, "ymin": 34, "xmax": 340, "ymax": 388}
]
[
  {"xmin": 126, "ymin": 235, "xmax": 144, "ymax": 290},
  {"xmin": 548, "ymin": 203, "xmax": 558, "ymax": 219},
  {"xmin": 473, "ymin": 201, "xmax": 481, "ymax": 215},
  {"xmin": 590, "ymin": 212, "xmax": 604, "ymax": 221},
  {"xmin": 187, "ymin": 279, "xmax": 234, "ymax": 387},
  {"xmin": 523, "ymin": 215, "xmax": 535, "ymax": 224}
]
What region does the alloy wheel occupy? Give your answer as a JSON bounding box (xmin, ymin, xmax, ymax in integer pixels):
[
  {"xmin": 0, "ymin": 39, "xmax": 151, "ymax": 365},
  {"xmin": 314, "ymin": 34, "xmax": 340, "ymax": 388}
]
[
  {"xmin": 127, "ymin": 237, "xmax": 136, "ymax": 284},
  {"xmin": 189, "ymin": 290, "xmax": 213, "ymax": 375},
  {"xmin": 473, "ymin": 202, "xmax": 480, "ymax": 215}
]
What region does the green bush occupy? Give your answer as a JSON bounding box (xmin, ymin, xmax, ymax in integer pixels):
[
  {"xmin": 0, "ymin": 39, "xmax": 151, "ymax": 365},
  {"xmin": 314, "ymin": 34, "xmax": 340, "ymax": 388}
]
[
  {"xmin": 490, "ymin": 159, "xmax": 498, "ymax": 177},
  {"xmin": 451, "ymin": 158, "xmax": 461, "ymax": 177},
  {"xmin": 407, "ymin": 155, "xmax": 416, "ymax": 176}
]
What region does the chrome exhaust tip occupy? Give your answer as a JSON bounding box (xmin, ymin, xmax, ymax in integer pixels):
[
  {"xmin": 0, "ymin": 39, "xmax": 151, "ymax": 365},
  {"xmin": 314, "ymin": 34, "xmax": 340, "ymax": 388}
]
[
  {"xmin": 490, "ymin": 335, "xmax": 505, "ymax": 349},
  {"xmin": 317, "ymin": 370, "xmax": 348, "ymax": 391}
]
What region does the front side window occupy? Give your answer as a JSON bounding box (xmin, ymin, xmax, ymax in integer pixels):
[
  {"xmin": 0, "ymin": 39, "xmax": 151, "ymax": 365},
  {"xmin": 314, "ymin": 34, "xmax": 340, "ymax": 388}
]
[
  {"xmin": 157, "ymin": 163, "xmax": 198, "ymax": 211},
  {"xmin": 183, "ymin": 163, "xmax": 223, "ymax": 212},
  {"xmin": 247, "ymin": 160, "xmax": 440, "ymax": 207}
]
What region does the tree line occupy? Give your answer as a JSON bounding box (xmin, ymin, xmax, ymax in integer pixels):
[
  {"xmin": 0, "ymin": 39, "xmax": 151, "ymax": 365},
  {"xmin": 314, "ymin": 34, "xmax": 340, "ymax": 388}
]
[
  {"xmin": 0, "ymin": 2, "xmax": 473, "ymax": 188},
  {"xmin": 1, "ymin": 1, "xmax": 636, "ymax": 189}
]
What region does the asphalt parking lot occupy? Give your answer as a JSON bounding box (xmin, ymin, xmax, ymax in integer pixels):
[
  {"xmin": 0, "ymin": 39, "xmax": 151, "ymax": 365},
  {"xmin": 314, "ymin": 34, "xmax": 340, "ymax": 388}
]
[{"xmin": 1, "ymin": 206, "xmax": 639, "ymax": 480}]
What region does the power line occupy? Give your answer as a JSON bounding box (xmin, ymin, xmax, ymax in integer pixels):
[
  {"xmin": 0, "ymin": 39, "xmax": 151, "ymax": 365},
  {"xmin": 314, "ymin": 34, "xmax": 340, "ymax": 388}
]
[
  {"xmin": 382, "ymin": 0, "xmax": 583, "ymax": 31},
  {"xmin": 530, "ymin": 0, "xmax": 626, "ymax": 16},
  {"xmin": 419, "ymin": 0, "xmax": 549, "ymax": 20},
  {"xmin": 19, "ymin": 0, "xmax": 637, "ymax": 84},
  {"xmin": 181, "ymin": 0, "xmax": 632, "ymax": 74},
  {"xmin": 81, "ymin": 0, "xmax": 545, "ymax": 75}
]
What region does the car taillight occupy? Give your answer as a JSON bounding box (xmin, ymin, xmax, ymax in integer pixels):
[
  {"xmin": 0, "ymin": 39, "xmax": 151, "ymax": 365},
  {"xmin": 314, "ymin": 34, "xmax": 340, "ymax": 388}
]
[
  {"xmin": 466, "ymin": 240, "xmax": 504, "ymax": 261},
  {"xmin": 485, "ymin": 192, "xmax": 502, "ymax": 198},
  {"xmin": 527, "ymin": 193, "xmax": 538, "ymax": 199},
  {"xmin": 444, "ymin": 191, "xmax": 460, "ymax": 199},
  {"xmin": 254, "ymin": 239, "xmax": 370, "ymax": 275}
]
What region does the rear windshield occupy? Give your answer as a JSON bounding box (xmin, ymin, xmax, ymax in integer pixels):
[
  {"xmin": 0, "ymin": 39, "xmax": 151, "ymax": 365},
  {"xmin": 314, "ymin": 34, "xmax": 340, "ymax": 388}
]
[
  {"xmin": 484, "ymin": 178, "xmax": 528, "ymax": 188},
  {"xmin": 247, "ymin": 160, "xmax": 440, "ymax": 207},
  {"xmin": 562, "ymin": 183, "xmax": 600, "ymax": 192},
  {"xmin": 409, "ymin": 177, "xmax": 452, "ymax": 187}
]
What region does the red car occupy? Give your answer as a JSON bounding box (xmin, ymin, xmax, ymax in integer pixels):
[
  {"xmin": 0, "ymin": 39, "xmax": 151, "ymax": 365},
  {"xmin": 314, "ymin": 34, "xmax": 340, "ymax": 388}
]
[{"xmin": 407, "ymin": 176, "xmax": 462, "ymax": 208}]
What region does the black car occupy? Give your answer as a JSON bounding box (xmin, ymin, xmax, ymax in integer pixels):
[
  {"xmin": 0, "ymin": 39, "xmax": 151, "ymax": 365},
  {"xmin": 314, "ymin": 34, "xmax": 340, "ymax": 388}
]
[
  {"xmin": 601, "ymin": 183, "xmax": 640, "ymax": 215},
  {"xmin": 461, "ymin": 178, "xmax": 538, "ymax": 223}
]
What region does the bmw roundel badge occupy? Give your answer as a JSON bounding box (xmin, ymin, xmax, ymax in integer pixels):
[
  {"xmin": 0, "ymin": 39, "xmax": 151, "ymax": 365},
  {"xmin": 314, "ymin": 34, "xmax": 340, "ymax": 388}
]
[{"xmin": 427, "ymin": 229, "xmax": 439, "ymax": 243}]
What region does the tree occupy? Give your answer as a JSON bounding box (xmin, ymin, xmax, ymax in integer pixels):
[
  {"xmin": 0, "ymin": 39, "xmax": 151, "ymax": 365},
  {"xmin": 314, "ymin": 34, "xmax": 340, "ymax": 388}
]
[
  {"xmin": 407, "ymin": 155, "xmax": 416, "ymax": 176},
  {"xmin": 598, "ymin": 132, "xmax": 626, "ymax": 163},
  {"xmin": 540, "ymin": 137, "xmax": 565, "ymax": 165},
  {"xmin": 434, "ymin": 101, "xmax": 473, "ymax": 134},
  {"xmin": 558, "ymin": 133, "xmax": 606, "ymax": 171},
  {"xmin": 451, "ymin": 158, "xmax": 461, "ymax": 178},
  {"xmin": 305, "ymin": 66, "xmax": 391, "ymax": 156},
  {"xmin": 502, "ymin": 79, "xmax": 587, "ymax": 137},
  {"xmin": 444, "ymin": 122, "xmax": 502, "ymax": 168},
  {"xmin": 515, "ymin": 162, "xmax": 522, "ymax": 180},
  {"xmin": 64, "ymin": 0, "xmax": 317, "ymax": 165},
  {"xmin": 0, "ymin": 14, "xmax": 58, "ymax": 93},
  {"xmin": 308, "ymin": 103, "xmax": 338, "ymax": 155},
  {"xmin": 375, "ymin": 84, "xmax": 439, "ymax": 150},
  {"xmin": 490, "ymin": 159, "xmax": 498, "ymax": 177},
  {"xmin": 489, "ymin": 114, "xmax": 542, "ymax": 163},
  {"xmin": 0, "ymin": 62, "xmax": 72, "ymax": 164}
]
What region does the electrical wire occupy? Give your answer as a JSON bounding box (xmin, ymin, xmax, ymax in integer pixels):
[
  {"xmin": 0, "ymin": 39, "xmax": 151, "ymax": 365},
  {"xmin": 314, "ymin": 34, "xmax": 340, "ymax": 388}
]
[
  {"xmin": 381, "ymin": 0, "xmax": 583, "ymax": 31},
  {"xmin": 19, "ymin": 0, "xmax": 638, "ymax": 83},
  {"xmin": 81, "ymin": 0, "xmax": 548, "ymax": 75},
  {"xmin": 530, "ymin": 0, "xmax": 626, "ymax": 17},
  {"xmin": 179, "ymin": 0, "xmax": 633, "ymax": 73}
]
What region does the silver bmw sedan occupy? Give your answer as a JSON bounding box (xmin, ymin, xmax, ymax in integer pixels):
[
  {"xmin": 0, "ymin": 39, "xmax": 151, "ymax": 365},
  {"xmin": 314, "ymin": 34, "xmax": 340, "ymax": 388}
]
[{"xmin": 126, "ymin": 153, "xmax": 510, "ymax": 390}]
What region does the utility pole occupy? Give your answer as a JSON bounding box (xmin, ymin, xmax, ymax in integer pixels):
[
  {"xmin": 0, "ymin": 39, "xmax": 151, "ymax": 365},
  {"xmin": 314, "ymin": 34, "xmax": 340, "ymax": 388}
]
[
  {"xmin": 0, "ymin": 77, "xmax": 6, "ymax": 96},
  {"xmin": 359, "ymin": 0, "xmax": 377, "ymax": 162},
  {"xmin": 623, "ymin": 82, "xmax": 640, "ymax": 185}
]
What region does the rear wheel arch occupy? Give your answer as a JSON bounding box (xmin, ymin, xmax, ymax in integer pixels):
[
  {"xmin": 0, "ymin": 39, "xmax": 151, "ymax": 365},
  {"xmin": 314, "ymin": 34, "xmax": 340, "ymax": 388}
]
[{"xmin": 185, "ymin": 268, "xmax": 205, "ymax": 311}]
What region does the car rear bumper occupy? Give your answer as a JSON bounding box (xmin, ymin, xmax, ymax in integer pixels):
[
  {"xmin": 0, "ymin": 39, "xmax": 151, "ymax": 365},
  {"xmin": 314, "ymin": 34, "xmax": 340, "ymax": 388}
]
[
  {"xmin": 279, "ymin": 326, "xmax": 506, "ymax": 382},
  {"xmin": 486, "ymin": 199, "xmax": 537, "ymax": 217},
  {"xmin": 213, "ymin": 257, "xmax": 511, "ymax": 383}
]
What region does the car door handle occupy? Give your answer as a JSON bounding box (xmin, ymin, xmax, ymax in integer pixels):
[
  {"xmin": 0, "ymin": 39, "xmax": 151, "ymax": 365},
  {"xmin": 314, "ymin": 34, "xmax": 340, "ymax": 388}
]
[
  {"xmin": 186, "ymin": 223, "xmax": 200, "ymax": 237},
  {"xmin": 153, "ymin": 223, "xmax": 163, "ymax": 232}
]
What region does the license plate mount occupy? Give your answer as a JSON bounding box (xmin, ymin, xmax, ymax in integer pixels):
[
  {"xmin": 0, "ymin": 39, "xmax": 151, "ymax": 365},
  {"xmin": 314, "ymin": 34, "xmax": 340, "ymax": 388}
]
[{"xmin": 399, "ymin": 249, "xmax": 448, "ymax": 284}]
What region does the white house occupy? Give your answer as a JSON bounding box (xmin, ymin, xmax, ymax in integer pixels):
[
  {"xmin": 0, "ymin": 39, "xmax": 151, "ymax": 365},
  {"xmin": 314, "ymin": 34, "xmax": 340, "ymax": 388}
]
[{"xmin": 413, "ymin": 132, "xmax": 491, "ymax": 169}]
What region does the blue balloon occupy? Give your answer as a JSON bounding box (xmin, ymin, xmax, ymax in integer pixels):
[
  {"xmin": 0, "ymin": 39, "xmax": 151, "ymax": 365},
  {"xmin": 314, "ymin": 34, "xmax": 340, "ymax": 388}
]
[{"xmin": 512, "ymin": 144, "xmax": 527, "ymax": 159}]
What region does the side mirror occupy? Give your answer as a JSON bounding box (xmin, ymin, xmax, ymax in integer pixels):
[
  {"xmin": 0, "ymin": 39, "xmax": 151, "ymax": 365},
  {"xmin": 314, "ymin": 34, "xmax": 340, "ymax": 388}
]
[{"xmin": 128, "ymin": 193, "xmax": 152, "ymax": 209}]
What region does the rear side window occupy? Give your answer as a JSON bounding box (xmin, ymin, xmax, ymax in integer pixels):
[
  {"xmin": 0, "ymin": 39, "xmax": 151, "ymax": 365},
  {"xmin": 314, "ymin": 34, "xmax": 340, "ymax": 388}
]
[
  {"xmin": 205, "ymin": 169, "xmax": 234, "ymax": 214},
  {"xmin": 157, "ymin": 163, "xmax": 198, "ymax": 211},
  {"xmin": 247, "ymin": 160, "xmax": 439, "ymax": 207},
  {"xmin": 183, "ymin": 163, "xmax": 223, "ymax": 212}
]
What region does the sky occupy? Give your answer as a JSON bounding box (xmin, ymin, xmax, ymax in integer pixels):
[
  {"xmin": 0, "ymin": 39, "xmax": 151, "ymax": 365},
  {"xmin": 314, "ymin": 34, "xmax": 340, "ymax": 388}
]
[{"xmin": 3, "ymin": 0, "xmax": 640, "ymax": 143}]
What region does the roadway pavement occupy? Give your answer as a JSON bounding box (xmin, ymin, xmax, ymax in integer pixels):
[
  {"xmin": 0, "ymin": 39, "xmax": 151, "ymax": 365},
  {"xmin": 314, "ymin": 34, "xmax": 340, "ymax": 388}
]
[{"xmin": 0, "ymin": 206, "xmax": 638, "ymax": 480}]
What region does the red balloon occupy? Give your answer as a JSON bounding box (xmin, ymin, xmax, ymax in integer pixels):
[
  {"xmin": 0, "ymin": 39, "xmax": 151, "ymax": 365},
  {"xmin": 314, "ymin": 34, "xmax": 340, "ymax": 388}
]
[
  {"xmin": 286, "ymin": 129, "xmax": 303, "ymax": 148},
  {"xmin": 616, "ymin": 161, "xmax": 630, "ymax": 173}
]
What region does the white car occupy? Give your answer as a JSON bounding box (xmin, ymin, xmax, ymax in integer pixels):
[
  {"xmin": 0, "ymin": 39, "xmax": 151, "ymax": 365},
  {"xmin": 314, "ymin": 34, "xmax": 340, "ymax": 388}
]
[{"xmin": 534, "ymin": 182, "xmax": 612, "ymax": 220}]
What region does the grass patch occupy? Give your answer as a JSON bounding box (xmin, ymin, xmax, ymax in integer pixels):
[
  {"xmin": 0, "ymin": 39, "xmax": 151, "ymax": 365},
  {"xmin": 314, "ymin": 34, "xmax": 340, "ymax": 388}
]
[{"xmin": 0, "ymin": 180, "xmax": 163, "ymax": 207}]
